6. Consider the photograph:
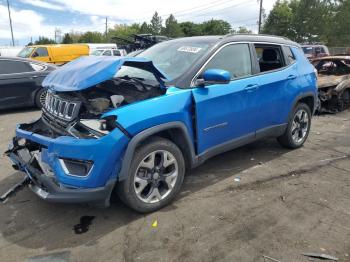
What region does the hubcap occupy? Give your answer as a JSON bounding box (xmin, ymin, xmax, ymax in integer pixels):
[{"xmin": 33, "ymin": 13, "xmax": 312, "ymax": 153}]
[
  {"xmin": 291, "ymin": 109, "xmax": 309, "ymax": 144},
  {"xmin": 39, "ymin": 90, "xmax": 47, "ymax": 107},
  {"xmin": 134, "ymin": 150, "xmax": 178, "ymax": 204}
]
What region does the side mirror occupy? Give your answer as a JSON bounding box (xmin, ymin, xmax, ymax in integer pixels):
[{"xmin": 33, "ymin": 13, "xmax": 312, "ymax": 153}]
[{"xmin": 196, "ymin": 69, "xmax": 231, "ymax": 87}]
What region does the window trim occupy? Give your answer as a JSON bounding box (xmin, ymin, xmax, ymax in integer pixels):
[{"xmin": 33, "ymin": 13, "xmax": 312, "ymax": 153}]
[{"xmin": 283, "ymin": 45, "xmax": 296, "ymax": 66}]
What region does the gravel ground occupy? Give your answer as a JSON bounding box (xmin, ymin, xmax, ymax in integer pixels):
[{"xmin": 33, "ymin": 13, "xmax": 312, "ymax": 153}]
[{"xmin": 0, "ymin": 108, "xmax": 349, "ymax": 262}]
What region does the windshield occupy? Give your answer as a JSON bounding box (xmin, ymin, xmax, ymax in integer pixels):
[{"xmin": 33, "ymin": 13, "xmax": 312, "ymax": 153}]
[
  {"xmin": 18, "ymin": 47, "xmax": 34, "ymax": 58},
  {"xmin": 135, "ymin": 40, "xmax": 212, "ymax": 80},
  {"xmin": 91, "ymin": 50, "xmax": 104, "ymax": 56}
]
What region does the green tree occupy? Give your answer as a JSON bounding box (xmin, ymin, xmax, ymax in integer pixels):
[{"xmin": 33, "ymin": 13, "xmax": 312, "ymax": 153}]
[
  {"xmin": 34, "ymin": 36, "xmax": 56, "ymax": 45},
  {"xmin": 201, "ymin": 19, "xmax": 231, "ymax": 35},
  {"xmin": 163, "ymin": 14, "xmax": 183, "ymax": 37},
  {"xmin": 150, "ymin": 11, "xmax": 163, "ymax": 34},
  {"xmin": 262, "ymin": 0, "xmax": 294, "ymax": 39},
  {"xmin": 236, "ymin": 26, "xmax": 252, "ymax": 34},
  {"xmin": 329, "ymin": 0, "xmax": 350, "ymax": 46},
  {"xmin": 62, "ymin": 33, "xmax": 73, "ymax": 44},
  {"xmin": 108, "ymin": 23, "xmax": 140, "ymax": 39},
  {"xmin": 140, "ymin": 22, "xmax": 152, "ymax": 34},
  {"xmin": 78, "ymin": 31, "xmax": 105, "ymax": 43},
  {"xmin": 179, "ymin": 22, "xmax": 202, "ymax": 36}
]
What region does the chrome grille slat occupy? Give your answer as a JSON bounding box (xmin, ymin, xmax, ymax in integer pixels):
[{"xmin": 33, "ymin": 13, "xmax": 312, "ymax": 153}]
[{"xmin": 44, "ymin": 91, "xmax": 80, "ymax": 122}]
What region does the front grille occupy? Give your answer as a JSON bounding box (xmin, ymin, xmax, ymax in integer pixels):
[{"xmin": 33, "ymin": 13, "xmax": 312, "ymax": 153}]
[{"xmin": 44, "ymin": 91, "xmax": 81, "ymax": 122}]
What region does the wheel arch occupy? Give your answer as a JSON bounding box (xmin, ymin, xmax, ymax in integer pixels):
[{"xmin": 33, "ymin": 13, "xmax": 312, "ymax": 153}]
[
  {"xmin": 291, "ymin": 92, "xmax": 316, "ymax": 117},
  {"xmin": 117, "ymin": 121, "xmax": 196, "ymax": 182}
]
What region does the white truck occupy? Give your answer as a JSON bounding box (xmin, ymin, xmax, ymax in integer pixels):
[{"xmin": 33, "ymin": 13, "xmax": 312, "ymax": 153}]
[{"xmin": 0, "ymin": 46, "xmax": 24, "ymax": 57}]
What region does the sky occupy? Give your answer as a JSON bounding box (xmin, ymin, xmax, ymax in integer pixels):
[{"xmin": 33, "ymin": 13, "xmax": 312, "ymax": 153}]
[{"xmin": 0, "ymin": 0, "xmax": 277, "ymax": 46}]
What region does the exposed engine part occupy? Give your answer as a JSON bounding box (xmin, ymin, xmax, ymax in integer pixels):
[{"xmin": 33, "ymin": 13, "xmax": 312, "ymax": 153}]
[
  {"xmin": 89, "ymin": 98, "xmax": 110, "ymax": 115},
  {"xmin": 110, "ymin": 95, "xmax": 124, "ymax": 108}
]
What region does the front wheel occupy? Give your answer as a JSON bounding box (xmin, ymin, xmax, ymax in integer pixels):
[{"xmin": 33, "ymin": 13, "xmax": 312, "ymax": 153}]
[
  {"xmin": 277, "ymin": 103, "xmax": 312, "ymax": 149},
  {"xmin": 35, "ymin": 88, "xmax": 47, "ymax": 109},
  {"xmin": 117, "ymin": 137, "xmax": 185, "ymax": 213}
]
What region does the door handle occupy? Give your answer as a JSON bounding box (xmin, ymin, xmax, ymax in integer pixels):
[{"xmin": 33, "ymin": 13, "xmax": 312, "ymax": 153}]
[
  {"xmin": 244, "ymin": 84, "xmax": 259, "ymax": 91},
  {"xmin": 287, "ymin": 75, "xmax": 297, "ymax": 80}
]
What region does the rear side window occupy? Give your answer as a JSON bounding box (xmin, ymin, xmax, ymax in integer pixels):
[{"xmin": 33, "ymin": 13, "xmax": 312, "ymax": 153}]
[
  {"xmin": 103, "ymin": 50, "xmax": 112, "ymax": 56},
  {"xmin": 255, "ymin": 44, "xmax": 285, "ymax": 73},
  {"xmin": 113, "ymin": 50, "xmax": 121, "ymax": 56},
  {"xmin": 283, "ymin": 46, "xmax": 296, "ymax": 64},
  {"xmin": 32, "ymin": 47, "xmax": 48, "ymax": 57},
  {"xmin": 203, "ymin": 44, "xmax": 252, "ymax": 78},
  {"xmin": 0, "ymin": 60, "xmax": 33, "ymax": 74}
]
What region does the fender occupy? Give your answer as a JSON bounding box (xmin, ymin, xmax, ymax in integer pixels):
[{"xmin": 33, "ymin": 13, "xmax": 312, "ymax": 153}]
[
  {"xmin": 117, "ymin": 121, "xmax": 196, "ymax": 181},
  {"xmin": 289, "ymin": 91, "xmax": 317, "ymax": 118}
]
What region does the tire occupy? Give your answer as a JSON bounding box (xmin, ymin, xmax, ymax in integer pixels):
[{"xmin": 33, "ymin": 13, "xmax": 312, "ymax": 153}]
[
  {"xmin": 35, "ymin": 88, "xmax": 47, "ymax": 109},
  {"xmin": 277, "ymin": 103, "xmax": 312, "ymax": 149},
  {"xmin": 117, "ymin": 137, "xmax": 185, "ymax": 213}
]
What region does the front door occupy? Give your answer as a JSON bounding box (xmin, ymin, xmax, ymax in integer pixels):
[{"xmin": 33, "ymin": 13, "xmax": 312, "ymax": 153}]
[{"xmin": 192, "ymin": 43, "xmax": 260, "ymax": 154}]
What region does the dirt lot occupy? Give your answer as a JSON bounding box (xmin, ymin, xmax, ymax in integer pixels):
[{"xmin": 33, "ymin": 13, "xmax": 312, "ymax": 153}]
[{"xmin": 0, "ymin": 108, "xmax": 349, "ymax": 262}]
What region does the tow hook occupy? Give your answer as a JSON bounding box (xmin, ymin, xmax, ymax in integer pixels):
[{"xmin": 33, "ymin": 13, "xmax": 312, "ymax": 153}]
[{"xmin": 0, "ymin": 176, "xmax": 30, "ymax": 203}]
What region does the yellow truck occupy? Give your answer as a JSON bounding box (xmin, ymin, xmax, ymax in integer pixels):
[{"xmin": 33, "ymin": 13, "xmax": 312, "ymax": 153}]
[{"xmin": 17, "ymin": 44, "xmax": 117, "ymax": 65}]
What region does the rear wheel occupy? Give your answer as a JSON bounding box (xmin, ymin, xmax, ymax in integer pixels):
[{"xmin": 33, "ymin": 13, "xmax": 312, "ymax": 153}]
[
  {"xmin": 35, "ymin": 88, "xmax": 47, "ymax": 109},
  {"xmin": 117, "ymin": 137, "xmax": 185, "ymax": 213},
  {"xmin": 277, "ymin": 103, "xmax": 311, "ymax": 149}
]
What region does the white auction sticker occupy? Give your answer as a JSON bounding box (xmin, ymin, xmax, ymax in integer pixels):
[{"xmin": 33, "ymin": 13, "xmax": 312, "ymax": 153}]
[{"xmin": 177, "ymin": 46, "xmax": 202, "ymax": 53}]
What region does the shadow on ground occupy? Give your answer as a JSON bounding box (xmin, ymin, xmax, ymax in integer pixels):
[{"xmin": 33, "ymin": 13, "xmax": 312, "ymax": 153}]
[
  {"xmin": 0, "ymin": 138, "xmax": 288, "ymax": 251},
  {"xmin": 0, "ymin": 107, "xmax": 39, "ymax": 116}
]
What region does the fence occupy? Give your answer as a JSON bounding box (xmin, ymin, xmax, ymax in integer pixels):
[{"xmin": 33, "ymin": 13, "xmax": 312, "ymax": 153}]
[{"xmin": 328, "ymin": 47, "xmax": 350, "ymax": 55}]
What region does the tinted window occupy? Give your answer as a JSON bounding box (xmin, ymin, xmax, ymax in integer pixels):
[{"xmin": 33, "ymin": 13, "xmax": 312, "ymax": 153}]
[
  {"xmin": 0, "ymin": 60, "xmax": 33, "ymax": 74},
  {"xmin": 284, "ymin": 46, "xmax": 296, "ymax": 64},
  {"xmin": 32, "ymin": 47, "xmax": 48, "ymax": 57},
  {"xmin": 113, "ymin": 50, "xmax": 121, "ymax": 56},
  {"xmin": 203, "ymin": 44, "xmax": 252, "ymax": 78},
  {"xmin": 103, "ymin": 50, "xmax": 112, "ymax": 56},
  {"xmin": 255, "ymin": 45, "xmax": 285, "ymax": 72}
]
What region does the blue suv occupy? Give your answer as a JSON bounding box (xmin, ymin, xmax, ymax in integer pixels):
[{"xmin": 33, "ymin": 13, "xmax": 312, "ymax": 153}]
[{"xmin": 7, "ymin": 35, "xmax": 317, "ymax": 212}]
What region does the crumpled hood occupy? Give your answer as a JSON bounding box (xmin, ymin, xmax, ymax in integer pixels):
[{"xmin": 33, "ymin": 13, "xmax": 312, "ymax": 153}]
[{"xmin": 42, "ymin": 56, "xmax": 169, "ymax": 92}]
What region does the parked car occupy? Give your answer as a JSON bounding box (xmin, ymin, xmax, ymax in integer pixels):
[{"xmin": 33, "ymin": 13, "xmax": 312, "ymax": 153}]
[
  {"xmin": 312, "ymin": 56, "xmax": 350, "ymax": 113},
  {"xmin": 7, "ymin": 35, "xmax": 317, "ymax": 213},
  {"xmin": 17, "ymin": 44, "xmax": 118, "ymax": 65},
  {"xmin": 301, "ymin": 44, "xmax": 330, "ymax": 60},
  {"xmin": 91, "ymin": 48, "xmax": 127, "ymax": 57},
  {"xmin": 0, "ymin": 57, "xmax": 56, "ymax": 110}
]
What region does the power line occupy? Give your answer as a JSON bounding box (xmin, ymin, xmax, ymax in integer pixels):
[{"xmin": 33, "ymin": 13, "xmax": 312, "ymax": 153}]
[{"xmin": 6, "ymin": 0, "xmax": 15, "ymax": 46}]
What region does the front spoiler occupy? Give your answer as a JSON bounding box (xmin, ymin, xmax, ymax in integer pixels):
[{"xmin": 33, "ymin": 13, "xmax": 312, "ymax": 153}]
[{"xmin": 7, "ymin": 145, "xmax": 115, "ymax": 207}]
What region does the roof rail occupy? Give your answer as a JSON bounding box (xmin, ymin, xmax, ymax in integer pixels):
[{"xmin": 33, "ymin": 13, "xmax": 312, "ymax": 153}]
[{"xmin": 224, "ymin": 33, "xmax": 291, "ymax": 41}]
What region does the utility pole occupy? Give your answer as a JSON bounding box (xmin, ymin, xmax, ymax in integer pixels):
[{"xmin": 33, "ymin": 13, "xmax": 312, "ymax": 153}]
[
  {"xmin": 258, "ymin": 0, "xmax": 263, "ymax": 34},
  {"xmin": 105, "ymin": 17, "xmax": 108, "ymax": 39},
  {"xmin": 6, "ymin": 0, "xmax": 15, "ymax": 46}
]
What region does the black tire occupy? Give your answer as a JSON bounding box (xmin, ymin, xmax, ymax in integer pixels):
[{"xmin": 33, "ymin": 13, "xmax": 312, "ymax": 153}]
[
  {"xmin": 35, "ymin": 88, "xmax": 47, "ymax": 109},
  {"xmin": 117, "ymin": 137, "xmax": 185, "ymax": 213},
  {"xmin": 277, "ymin": 103, "xmax": 312, "ymax": 149}
]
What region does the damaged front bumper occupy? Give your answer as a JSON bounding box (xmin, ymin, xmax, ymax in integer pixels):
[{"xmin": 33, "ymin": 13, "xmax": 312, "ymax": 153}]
[{"xmin": 6, "ymin": 120, "xmax": 130, "ymax": 206}]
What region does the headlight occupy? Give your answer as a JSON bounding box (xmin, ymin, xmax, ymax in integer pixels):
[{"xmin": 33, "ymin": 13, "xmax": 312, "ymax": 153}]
[{"xmin": 79, "ymin": 116, "xmax": 117, "ymax": 135}]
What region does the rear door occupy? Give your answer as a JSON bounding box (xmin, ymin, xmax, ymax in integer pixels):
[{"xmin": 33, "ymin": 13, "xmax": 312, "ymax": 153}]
[
  {"xmin": 0, "ymin": 60, "xmax": 38, "ymax": 109},
  {"xmin": 251, "ymin": 44, "xmax": 299, "ymax": 133},
  {"xmin": 192, "ymin": 43, "xmax": 261, "ymax": 154}
]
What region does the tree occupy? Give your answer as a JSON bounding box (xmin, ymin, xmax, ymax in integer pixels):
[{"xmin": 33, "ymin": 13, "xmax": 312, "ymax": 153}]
[
  {"xmin": 201, "ymin": 19, "xmax": 231, "ymax": 35},
  {"xmin": 236, "ymin": 26, "xmax": 252, "ymax": 34},
  {"xmin": 329, "ymin": 0, "xmax": 350, "ymax": 46},
  {"xmin": 150, "ymin": 12, "xmax": 163, "ymax": 35},
  {"xmin": 140, "ymin": 22, "xmax": 152, "ymax": 34},
  {"xmin": 262, "ymin": 0, "xmax": 294, "ymax": 39},
  {"xmin": 179, "ymin": 22, "xmax": 202, "ymax": 36},
  {"xmin": 163, "ymin": 14, "xmax": 183, "ymax": 37},
  {"xmin": 34, "ymin": 37, "xmax": 56, "ymax": 45},
  {"xmin": 78, "ymin": 31, "xmax": 104, "ymax": 43},
  {"xmin": 108, "ymin": 23, "xmax": 140, "ymax": 39},
  {"xmin": 62, "ymin": 33, "xmax": 73, "ymax": 44}
]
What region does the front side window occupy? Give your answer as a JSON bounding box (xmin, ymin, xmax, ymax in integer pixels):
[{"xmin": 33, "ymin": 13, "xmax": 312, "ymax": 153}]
[
  {"xmin": 203, "ymin": 44, "xmax": 252, "ymax": 79},
  {"xmin": 18, "ymin": 47, "xmax": 34, "ymax": 58},
  {"xmin": 32, "ymin": 47, "xmax": 48, "ymax": 57}
]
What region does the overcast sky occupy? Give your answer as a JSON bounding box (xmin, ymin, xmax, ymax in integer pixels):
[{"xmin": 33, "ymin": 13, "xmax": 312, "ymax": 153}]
[{"xmin": 0, "ymin": 0, "xmax": 277, "ymax": 46}]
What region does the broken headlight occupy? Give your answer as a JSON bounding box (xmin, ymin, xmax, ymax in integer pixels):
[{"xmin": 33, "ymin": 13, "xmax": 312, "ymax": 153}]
[{"xmin": 79, "ymin": 116, "xmax": 117, "ymax": 135}]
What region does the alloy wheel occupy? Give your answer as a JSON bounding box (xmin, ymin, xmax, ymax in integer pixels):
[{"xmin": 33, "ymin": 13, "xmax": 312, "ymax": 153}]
[{"xmin": 291, "ymin": 108, "xmax": 309, "ymax": 144}]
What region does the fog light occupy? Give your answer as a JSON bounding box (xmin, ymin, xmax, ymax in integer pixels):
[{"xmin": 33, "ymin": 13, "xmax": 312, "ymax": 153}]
[
  {"xmin": 17, "ymin": 138, "xmax": 26, "ymax": 146},
  {"xmin": 59, "ymin": 158, "xmax": 93, "ymax": 177}
]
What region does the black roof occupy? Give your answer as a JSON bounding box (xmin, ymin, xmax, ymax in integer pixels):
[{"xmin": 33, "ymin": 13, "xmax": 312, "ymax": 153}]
[{"xmin": 164, "ymin": 34, "xmax": 299, "ymax": 47}]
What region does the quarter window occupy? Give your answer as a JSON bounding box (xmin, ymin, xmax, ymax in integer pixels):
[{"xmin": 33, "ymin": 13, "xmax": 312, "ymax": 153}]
[
  {"xmin": 203, "ymin": 44, "xmax": 252, "ymax": 79},
  {"xmin": 284, "ymin": 46, "xmax": 296, "ymax": 64}
]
